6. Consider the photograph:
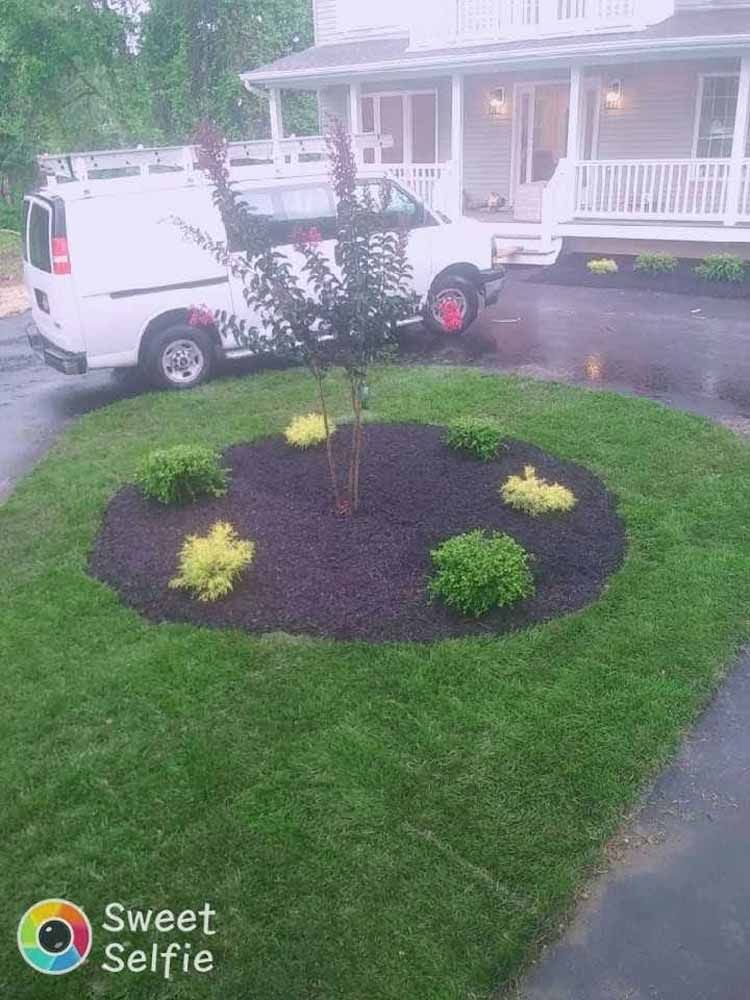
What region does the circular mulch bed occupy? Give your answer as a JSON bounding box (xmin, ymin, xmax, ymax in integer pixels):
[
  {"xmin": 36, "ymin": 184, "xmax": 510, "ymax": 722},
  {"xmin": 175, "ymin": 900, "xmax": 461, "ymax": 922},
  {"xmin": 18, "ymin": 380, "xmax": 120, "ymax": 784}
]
[{"xmin": 90, "ymin": 423, "xmax": 626, "ymax": 643}]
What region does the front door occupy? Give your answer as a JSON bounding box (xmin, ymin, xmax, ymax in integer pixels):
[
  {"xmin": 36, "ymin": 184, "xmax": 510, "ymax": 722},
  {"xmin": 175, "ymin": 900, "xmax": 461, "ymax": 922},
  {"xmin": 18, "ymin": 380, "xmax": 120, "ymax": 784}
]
[{"xmin": 514, "ymin": 82, "xmax": 570, "ymax": 195}]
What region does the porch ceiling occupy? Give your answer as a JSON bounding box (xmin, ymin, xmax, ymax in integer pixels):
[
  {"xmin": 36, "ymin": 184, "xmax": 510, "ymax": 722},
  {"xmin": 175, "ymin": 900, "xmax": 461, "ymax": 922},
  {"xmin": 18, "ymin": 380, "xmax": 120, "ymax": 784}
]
[{"xmin": 242, "ymin": 11, "xmax": 750, "ymax": 89}]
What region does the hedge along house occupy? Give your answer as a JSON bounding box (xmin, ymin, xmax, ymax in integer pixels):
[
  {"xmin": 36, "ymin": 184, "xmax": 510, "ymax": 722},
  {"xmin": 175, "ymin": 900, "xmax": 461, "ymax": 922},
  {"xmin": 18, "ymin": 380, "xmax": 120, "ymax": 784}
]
[{"xmin": 241, "ymin": 1, "xmax": 750, "ymax": 265}]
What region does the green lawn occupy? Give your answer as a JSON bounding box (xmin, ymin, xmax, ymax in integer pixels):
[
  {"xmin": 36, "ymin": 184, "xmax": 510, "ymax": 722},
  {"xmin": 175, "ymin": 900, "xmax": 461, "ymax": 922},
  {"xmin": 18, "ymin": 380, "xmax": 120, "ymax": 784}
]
[
  {"xmin": 0, "ymin": 229, "xmax": 22, "ymax": 284},
  {"xmin": 2, "ymin": 367, "xmax": 749, "ymax": 999}
]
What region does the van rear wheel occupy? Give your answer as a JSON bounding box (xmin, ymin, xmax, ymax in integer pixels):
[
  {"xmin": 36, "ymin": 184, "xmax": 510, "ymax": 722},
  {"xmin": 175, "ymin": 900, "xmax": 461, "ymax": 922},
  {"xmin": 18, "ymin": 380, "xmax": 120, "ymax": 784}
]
[{"xmin": 144, "ymin": 325, "xmax": 214, "ymax": 390}]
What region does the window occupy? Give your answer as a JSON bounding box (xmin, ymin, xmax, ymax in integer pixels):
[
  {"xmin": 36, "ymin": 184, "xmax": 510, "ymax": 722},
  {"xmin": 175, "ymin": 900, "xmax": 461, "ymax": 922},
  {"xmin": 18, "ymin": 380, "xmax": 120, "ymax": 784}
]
[
  {"xmin": 356, "ymin": 180, "xmax": 437, "ymax": 230},
  {"xmin": 28, "ymin": 202, "xmax": 52, "ymax": 272},
  {"xmin": 695, "ymin": 75, "xmax": 738, "ymax": 159},
  {"xmin": 232, "ymin": 184, "xmax": 337, "ymax": 249}
]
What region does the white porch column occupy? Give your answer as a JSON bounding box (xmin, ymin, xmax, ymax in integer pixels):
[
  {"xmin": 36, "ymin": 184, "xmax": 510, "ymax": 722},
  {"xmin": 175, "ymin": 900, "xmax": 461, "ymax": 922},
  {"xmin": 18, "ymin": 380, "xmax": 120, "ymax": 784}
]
[
  {"xmin": 451, "ymin": 73, "xmax": 465, "ymax": 217},
  {"xmin": 269, "ymin": 87, "xmax": 284, "ymax": 167},
  {"xmin": 724, "ymin": 56, "xmax": 750, "ymax": 226},
  {"xmin": 349, "ymin": 82, "xmax": 362, "ymax": 164},
  {"xmin": 565, "ymin": 65, "xmax": 583, "ymax": 219}
]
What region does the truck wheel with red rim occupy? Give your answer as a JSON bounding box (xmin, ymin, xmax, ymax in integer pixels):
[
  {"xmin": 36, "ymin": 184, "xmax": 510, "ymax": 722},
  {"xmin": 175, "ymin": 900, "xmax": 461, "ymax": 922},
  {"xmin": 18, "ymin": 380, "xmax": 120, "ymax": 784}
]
[{"xmin": 425, "ymin": 275, "xmax": 479, "ymax": 336}]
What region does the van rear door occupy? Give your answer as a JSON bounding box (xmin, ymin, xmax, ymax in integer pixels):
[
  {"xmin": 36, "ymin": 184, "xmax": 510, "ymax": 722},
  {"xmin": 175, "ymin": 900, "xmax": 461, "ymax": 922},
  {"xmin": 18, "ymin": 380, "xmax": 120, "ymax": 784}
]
[{"xmin": 23, "ymin": 194, "xmax": 85, "ymax": 357}]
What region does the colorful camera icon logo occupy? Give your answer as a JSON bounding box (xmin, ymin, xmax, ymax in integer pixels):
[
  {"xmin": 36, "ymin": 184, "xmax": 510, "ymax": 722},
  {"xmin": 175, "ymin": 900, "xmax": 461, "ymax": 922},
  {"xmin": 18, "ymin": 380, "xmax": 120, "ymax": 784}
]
[{"xmin": 17, "ymin": 899, "xmax": 92, "ymax": 975}]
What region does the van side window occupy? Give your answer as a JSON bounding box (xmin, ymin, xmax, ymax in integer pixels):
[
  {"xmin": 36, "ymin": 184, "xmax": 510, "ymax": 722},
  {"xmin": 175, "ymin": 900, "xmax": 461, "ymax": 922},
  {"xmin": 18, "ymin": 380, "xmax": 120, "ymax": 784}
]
[
  {"xmin": 357, "ymin": 181, "xmax": 438, "ymax": 231},
  {"xmin": 28, "ymin": 202, "xmax": 52, "ymax": 273},
  {"xmin": 231, "ymin": 184, "xmax": 336, "ymax": 250}
]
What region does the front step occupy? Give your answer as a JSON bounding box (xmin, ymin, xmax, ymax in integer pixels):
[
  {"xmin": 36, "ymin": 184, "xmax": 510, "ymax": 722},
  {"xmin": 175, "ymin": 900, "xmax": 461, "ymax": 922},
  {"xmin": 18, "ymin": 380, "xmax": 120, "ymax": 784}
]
[{"xmin": 493, "ymin": 234, "xmax": 563, "ymax": 267}]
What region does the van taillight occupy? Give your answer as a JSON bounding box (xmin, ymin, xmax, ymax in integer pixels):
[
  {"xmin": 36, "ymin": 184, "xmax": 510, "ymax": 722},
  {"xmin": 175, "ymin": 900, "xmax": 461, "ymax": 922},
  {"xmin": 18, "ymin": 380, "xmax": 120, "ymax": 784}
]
[{"xmin": 52, "ymin": 237, "xmax": 71, "ymax": 275}]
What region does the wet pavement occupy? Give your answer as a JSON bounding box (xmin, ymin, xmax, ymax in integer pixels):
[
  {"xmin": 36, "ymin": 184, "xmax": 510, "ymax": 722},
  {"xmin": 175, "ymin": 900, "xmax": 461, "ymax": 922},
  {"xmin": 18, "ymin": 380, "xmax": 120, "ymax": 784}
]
[
  {"xmin": 2, "ymin": 279, "xmax": 750, "ymax": 999},
  {"xmin": 400, "ymin": 272, "xmax": 750, "ymax": 427},
  {"xmin": 0, "ymin": 312, "xmax": 141, "ymax": 502}
]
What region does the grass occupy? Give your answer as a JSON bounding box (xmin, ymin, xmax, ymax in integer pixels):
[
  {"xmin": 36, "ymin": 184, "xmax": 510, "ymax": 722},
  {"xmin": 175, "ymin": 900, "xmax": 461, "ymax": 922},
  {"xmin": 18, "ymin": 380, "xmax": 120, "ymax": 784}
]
[
  {"xmin": 0, "ymin": 229, "xmax": 22, "ymax": 284},
  {"xmin": 2, "ymin": 367, "xmax": 750, "ymax": 999}
]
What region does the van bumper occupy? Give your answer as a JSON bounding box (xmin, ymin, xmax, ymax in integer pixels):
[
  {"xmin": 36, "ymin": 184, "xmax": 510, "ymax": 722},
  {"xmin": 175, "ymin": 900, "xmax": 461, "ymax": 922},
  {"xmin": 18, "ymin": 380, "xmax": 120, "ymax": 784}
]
[
  {"xmin": 27, "ymin": 325, "xmax": 87, "ymax": 375},
  {"xmin": 478, "ymin": 267, "xmax": 508, "ymax": 307}
]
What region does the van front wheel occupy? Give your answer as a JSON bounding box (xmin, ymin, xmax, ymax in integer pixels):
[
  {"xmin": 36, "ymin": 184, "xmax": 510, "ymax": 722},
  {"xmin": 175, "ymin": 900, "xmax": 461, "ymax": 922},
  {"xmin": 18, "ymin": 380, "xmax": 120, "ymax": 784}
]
[
  {"xmin": 425, "ymin": 275, "xmax": 479, "ymax": 336},
  {"xmin": 144, "ymin": 325, "xmax": 214, "ymax": 390}
]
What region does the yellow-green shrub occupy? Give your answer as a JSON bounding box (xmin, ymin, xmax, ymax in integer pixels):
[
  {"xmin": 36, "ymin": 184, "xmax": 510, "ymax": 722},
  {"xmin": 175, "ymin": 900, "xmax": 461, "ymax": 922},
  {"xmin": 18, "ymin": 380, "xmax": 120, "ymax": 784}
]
[
  {"xmin": 501, "ymin": 465, "xmax": 577, "ymax": 516},
  {"xmin": 169, "ymin": 521, "xmax": 254, "ymax": 602},
  {"xmin": 284, "ymin": 413, "xmax": 334, "ymax": 448},
  {"xmin": 587, "ymin": 258, "xmax": 618, "ymax": 276}
]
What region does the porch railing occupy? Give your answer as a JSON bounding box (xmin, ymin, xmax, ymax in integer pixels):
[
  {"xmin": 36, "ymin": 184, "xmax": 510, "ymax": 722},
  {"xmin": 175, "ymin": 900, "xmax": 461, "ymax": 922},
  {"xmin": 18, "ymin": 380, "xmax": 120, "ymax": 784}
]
[
  {"xmin": 385, "ymin": 163, "xmax": 460, "ymax": 218},
  {"xmin": 573, "ymin": 159, "xmax": 733, "ymax": 221},
  {"xmin": 739, "ymin": 161, "xmax": 750, "ymax": 219}
]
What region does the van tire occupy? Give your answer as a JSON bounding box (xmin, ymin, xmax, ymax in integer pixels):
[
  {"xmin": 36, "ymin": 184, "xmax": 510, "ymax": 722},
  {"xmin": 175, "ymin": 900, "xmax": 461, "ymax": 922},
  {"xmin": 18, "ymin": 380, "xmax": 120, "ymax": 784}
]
[
  {"xmin": 424, "ymin": 274, "xmax": 479, "ymax": 336},
  {"xmin": 143, "ymin": 324, "xmax": 214, "ymax": 390}
]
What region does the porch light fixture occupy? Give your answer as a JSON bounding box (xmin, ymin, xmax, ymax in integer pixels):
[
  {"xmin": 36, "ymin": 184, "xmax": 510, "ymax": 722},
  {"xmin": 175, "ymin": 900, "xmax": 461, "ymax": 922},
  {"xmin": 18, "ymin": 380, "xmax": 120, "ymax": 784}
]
[
  {"xmin": 605, "ymin": 79, "xmax": 623, "ymax": 111},
  {"xmin": 488, "ymin": 87, "xmax": 506, "ymax": 118}
]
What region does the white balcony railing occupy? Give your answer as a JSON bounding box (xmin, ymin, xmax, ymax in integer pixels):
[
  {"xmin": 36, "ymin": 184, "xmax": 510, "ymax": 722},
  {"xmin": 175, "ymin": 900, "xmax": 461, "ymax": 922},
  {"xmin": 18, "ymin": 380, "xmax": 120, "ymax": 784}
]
[
  {"xmin": 574, "ymin": 159, "xmax": 733, "ymax": 221},
  {"xmin": 453, "ymin": 0, "xmax": 673, "ymax": 43}
]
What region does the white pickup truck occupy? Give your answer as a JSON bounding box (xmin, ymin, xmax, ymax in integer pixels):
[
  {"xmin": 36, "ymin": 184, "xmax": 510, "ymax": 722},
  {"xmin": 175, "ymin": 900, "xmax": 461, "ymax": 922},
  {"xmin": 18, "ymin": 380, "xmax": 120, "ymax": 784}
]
[{"xmin": 24, "ymin": 144, "xmax": 506, "ymax": 389}]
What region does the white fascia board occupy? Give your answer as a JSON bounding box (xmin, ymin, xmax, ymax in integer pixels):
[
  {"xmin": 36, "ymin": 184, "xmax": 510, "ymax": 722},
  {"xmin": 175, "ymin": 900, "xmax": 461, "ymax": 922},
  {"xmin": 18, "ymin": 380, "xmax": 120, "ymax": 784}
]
[{"xmin": 241, "ymin": 33, "xmax": 750, "ymax": 89}]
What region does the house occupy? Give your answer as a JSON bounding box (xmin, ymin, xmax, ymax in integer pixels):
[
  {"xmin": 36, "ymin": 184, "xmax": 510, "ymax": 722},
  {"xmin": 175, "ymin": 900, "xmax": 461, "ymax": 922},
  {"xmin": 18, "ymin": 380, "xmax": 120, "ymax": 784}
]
[{"xmin": 241, "ymin": 0, "xmax": 750, "ymax": 264}]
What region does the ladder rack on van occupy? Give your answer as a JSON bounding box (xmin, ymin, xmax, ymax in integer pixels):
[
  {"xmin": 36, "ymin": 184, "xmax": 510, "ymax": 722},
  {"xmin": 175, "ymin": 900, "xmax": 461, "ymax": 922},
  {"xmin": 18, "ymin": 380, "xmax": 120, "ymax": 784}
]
[{"xmin": 37, "ymin": 134, "xmax": 394, "ymax": 190}]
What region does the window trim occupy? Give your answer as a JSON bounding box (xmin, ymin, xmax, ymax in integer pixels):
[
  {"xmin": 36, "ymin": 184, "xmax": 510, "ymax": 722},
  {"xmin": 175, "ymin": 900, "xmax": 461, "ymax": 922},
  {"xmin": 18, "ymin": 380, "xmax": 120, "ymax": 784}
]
[{"xmin": 692, "ymin": 72, "xmax": 739, "ymax": 160}]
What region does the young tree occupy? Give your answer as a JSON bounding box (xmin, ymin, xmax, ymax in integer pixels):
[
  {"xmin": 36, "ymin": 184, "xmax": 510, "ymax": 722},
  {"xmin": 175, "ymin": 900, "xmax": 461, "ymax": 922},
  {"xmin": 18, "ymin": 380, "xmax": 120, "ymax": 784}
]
[{"xmin": 184, "ymin": 118, "xmax": 417, "ymax": 514}]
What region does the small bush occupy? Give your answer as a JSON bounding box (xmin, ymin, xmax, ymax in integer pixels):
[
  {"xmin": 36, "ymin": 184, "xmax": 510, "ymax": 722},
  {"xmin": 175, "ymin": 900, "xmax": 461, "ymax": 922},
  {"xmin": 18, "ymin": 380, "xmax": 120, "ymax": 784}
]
[
  {"xmin": 285, "ymin": 413, "xmax": 334, "ymax": 448},
  {"xmin": 137, "ymin": 445, "xmax": 228, "ymax": 505},
  {"xmin": 428, "ymin": 530, "xmax": 534, "ymax": 617},
  {"xmin": 634, "ymin": 252, "xmax": 678, "ymax": 274},
  {"xmin": 169, "ymin": 521, "xmax": 254, "ymax": 602},
  {"xmin": 587, "ymin": 258, "xmax": 618, "ymax": 276},
  {"xmin": 444, "ymin": 417, "xmax": 505, "ymax": 461},
  {"xmin": 694, "ymin": 254, "xmax": 747, "ymax": 283},
  {"xmin": 501, "ymin": 465, "xmax": 577, "ymax": 516}
]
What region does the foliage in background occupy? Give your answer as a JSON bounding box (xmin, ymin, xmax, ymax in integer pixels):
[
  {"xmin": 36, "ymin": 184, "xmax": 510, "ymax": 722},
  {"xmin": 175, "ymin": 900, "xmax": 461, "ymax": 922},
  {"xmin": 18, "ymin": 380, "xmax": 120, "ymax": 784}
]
[
  {"xmin": 501, "ymin": 465, "xmax": 577, "ymax": 516},
  {"xmin": 587, "ymin": 258, "xmax": 618, "ymax": 276},
  {"xmin": 695, "ymin": 253, "xmax": 748, "ymax": 283},
  {"xmin": 137, "ymin": 444, "xmax": 229, "ymax": 504},
  {"xmin": 634, "ymin": 251, "xmax": 679, "ymax": 274},
  {"xmin": 443, "ymin": 416, "xmax": 505, "ymax": 461},
  {"xmin": 428, "ymin": 529, "xmax": 535, "ymax": 617},
  {"xmin": 0, "ymin": 0, "xmax": 315, "ymax": 201},
  {"xmin": 285, "ymin": 413, "xmax": 334, "ymax": 449},
  {"xmin": 169, "ymin": 520, "xmax": 254, "ymax": 601},
  {"xmin": 184, "ymin": 118, "xmax": 417, "ymax": 515}
]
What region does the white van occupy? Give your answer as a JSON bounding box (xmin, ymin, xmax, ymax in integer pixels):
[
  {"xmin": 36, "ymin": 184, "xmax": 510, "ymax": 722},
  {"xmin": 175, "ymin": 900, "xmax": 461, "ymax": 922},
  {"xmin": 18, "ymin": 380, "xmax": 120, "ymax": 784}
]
[{"xmin": 24, "ymin": 143, "xmax": 506, "ymax": 389}]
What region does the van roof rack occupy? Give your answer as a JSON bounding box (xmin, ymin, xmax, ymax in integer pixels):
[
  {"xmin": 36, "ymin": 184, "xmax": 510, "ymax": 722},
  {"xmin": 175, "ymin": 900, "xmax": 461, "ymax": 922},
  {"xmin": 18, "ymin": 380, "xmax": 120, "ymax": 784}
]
[{"xmin": 37, "ymin": 134, "xmax": 393, "ymax": 190}]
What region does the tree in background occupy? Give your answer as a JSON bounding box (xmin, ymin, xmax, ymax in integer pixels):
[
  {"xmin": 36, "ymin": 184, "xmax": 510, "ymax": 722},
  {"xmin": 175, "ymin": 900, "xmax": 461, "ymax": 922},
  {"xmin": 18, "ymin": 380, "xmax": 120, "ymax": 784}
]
[
  {"xmin": 0, "ymin": 0, "xmax": 317, "ymax": 226},
  {"xmin": 139, "ymin": 0, "xmax": 316, "ymax": 142}
]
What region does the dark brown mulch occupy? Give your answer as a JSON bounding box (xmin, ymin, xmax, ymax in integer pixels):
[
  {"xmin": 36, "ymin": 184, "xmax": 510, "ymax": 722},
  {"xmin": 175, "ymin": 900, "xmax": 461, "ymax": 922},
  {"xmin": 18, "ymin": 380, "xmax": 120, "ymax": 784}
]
[
  {"xmin": 90, "ymin": 423, "xmax": 626, "ymax": 644},
  {"xmin": 527, "ymin": 253, "xmax": 750, "ymax": 299}
]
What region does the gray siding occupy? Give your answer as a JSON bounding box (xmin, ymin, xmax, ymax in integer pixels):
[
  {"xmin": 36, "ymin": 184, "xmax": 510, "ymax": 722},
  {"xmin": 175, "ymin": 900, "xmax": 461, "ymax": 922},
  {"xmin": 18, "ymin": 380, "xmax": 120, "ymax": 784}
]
[
  {"xmin": 597, "ymin": 58, "xmax": 739, "ymax": 159},
  {"xmin": 676, "ymin": 0, "xmax": 750, "ymax": 7}
]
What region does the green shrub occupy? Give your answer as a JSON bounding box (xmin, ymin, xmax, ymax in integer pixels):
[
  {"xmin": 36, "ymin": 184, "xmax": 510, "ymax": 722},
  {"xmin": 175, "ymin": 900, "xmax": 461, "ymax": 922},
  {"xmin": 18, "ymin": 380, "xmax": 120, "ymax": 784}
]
[
  {"xmin": 170, "ymin": 521, "xmax": 254, "ymax": 602},
  {"xmin": 694, "ymin": 254, "xmax": 747, "ymax": 283},
  {"xmin": 587, "ymin": 258, "xmax": 618, "ymax": 276},
  {"xmin": 428, "ymin": 530, "xmax": 534, "ymax": 617},
  {"xmin": 634, "ymin": 252, "xmax": 678, "ymax": 274},
  {"xmin": 501, "ymin": 465, "xmax": 577, "ymax": 516},
  {"xmin": 443, "ymin": 417, "xmax": 505, "ymax": 461},
  {"xmin": 137, "ymin": 444, "xmax": 228, "ymax": 505},
  {"xmin": 284, "ymin": 413, "xmax": 334, "ymax": 448}
]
